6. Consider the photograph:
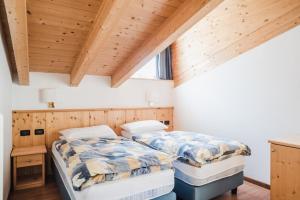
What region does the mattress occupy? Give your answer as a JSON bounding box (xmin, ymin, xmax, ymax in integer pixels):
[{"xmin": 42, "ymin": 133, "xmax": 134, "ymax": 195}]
[
  {"xmin": 121, "ymin": 131, "xmax": 246, "ymax": 186},
  {"xmin": 52, "ymin": 141, "xmax": 174, "ymax": 200},
  {"xmin": 173, "ymin": 155, "xmax": 245, "ymax": 186}
]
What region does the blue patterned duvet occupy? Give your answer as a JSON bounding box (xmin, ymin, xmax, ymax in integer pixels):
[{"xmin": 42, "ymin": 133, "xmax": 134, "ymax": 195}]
[
  {"xmin": 55, "ymin": 137, "xmax": 174, "ymax": 191},
  {"xmin": 132, "ymin": 131, "xmax": 251, "ymax": 167}
]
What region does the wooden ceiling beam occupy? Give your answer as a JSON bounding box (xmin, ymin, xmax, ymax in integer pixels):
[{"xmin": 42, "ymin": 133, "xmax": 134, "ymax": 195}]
[
  {"xmin": 111, "ymin": 0, "xmax": 223, "ymax": 87},
  {"xmin": 70, "ymin": 0, "xmax": 130, "ymax": 86},
  {"xmin": 3, "ymin": 0, "xmax": 29, "ymax": 85}
]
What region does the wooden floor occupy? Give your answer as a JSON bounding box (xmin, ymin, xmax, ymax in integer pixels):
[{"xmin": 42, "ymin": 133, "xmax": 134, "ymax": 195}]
[{"xmin": 9, "ymin": 178, "xmax": 270, "ymax": 200}]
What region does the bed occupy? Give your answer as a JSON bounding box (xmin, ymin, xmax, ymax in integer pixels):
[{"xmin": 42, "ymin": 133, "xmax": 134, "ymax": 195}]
[
  {"xmin": 50, "ymin": 125, "xmax": 177, "ymax": 200},
  {"xmin": 120, "ymin": 121, "xmax": 251, "ymax": 200}
]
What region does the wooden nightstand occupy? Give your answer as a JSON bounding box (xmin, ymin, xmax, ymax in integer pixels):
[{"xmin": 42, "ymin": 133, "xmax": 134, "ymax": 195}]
[{"xmin": 11, "ymin": 145, "xmax": 47, "ymax": 190}]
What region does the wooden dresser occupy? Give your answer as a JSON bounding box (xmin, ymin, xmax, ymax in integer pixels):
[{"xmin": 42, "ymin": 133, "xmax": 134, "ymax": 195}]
[{"xmin": 269, "ymin": 139, "xmax": 300, "ymax": 200}]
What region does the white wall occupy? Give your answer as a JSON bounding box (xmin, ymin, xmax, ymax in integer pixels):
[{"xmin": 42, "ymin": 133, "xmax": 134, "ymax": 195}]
[
  {"xmin": 174, "ymin": 26, "xmax": 300, "ymax": 184},
  {"xmin": 12, "ymin": 73, "xmax": 173, "ymax": 110},
  {"xmin": 0, "ymin": 115, "xmax": 2, "ymax": 200},
  {"xmin": 0, "ymin": 29, "xmax": 13, "ymax": 199}
]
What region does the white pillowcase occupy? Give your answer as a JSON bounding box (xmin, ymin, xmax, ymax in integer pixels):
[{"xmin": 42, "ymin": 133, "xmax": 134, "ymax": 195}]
[
  {"xmin": 59, "ymin": 125, "xmax": 117, "ymax": 139},
  {"xmin": 120, "ymin": 120, "xmax": 167, "ymax": 133},
  {"xmin": 121, "ymin": 130, "xmax": 166, "ymax": 139}
]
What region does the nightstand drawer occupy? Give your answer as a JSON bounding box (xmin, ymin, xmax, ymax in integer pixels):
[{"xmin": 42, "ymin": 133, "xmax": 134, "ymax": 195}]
[{"xmin": 17, "ymin": 154, "xmax": 43, "ymax": 167}]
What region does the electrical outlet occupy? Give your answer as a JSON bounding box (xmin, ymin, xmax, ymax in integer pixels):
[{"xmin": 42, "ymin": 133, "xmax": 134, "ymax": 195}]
[
  {"xmin": 35, "ymin": 129, "xmax": 44, "ymax": 135},
  {"xmin": 20, "ymin": 130, "xmax": 30, "ymax": 136}
]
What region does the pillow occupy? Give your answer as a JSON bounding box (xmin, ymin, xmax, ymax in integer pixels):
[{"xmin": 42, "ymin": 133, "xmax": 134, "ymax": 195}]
[
  {"xmin": 59, "ymin": 125, "xmax": 117, "ymax": 139},
  {"xmin": 121, "ymin": 130, "xmax": 166, "ymax": 139},
  {"xmin": 120, "ymin": 120, "xmax": 167, "ymax": 133}
]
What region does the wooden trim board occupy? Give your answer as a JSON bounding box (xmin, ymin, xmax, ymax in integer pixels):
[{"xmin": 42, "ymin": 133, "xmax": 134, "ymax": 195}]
[
  {"xmin": 269, "ymin": 139, "xmax": 300, "ymax": 149},
  {"xmin": 13, "ymin": 107, "xmax": 173, "ymax": 113},
  {"xmin": 244, "ymin": 176, "xmax": 270, "ymax": 190}
]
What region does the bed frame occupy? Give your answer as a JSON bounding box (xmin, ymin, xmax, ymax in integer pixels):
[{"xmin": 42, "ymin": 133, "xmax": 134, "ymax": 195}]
[
  {"xmin": 51, "ymin": 158, "xmax": 176, "ymax": 200},
  {"xmin": 174, "ymin": 172, "xmax": 243, "ymax": 200}
]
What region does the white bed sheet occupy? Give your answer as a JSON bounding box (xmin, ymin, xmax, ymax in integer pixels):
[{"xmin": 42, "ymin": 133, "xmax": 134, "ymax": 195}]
[
  {"xmin": 173, "ymin": 155, "xmax": 245, "ymax": 186},
  {"xmin": 52, "ymin": 142, "xmax": 174, "ymax": 200}
]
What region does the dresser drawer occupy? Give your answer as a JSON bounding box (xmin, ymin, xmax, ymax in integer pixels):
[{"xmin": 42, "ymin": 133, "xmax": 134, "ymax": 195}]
[{"xmin": 16, "ymin": 154, "xmax": 43, "ymax": 167}]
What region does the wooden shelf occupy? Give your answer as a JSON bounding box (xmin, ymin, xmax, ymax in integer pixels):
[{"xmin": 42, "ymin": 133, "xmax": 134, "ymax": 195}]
[
  {"xmin": 16, "ymin": 173, "xmax": 43, "ymax": 190},
  {"xmin": 11, "ymin": 146, "xmax": 47, "ymax": 157}
]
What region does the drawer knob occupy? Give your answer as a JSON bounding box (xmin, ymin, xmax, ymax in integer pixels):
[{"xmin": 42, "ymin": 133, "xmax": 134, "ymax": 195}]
[{"xmin": 271, "ymin": 149, "xmax": 276, "ymax": 152}]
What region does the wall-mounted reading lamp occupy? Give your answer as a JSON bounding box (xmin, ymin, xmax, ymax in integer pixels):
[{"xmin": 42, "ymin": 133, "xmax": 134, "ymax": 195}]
[
  {"xmin": 40, "ymin": 88, "xmax": 57, "ymax": 109},
  {"xmin": 146, "ymin": 91, "xmax": 159, "ymax": 107}
]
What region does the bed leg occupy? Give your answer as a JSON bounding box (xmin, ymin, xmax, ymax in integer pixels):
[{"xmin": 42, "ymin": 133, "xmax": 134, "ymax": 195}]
[{"xmin": 231, "ymin": 188, "xmax": 238, "ymax": 195}]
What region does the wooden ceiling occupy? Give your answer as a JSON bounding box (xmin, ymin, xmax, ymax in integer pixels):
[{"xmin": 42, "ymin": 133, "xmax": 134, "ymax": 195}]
[
  {"xmin": 27, "ymin": 0, "xmax": 101, "ymax": 74},
  {"xmin": 172, "ymin": 0, "xmax": 300, "ymax": 86},
  {"xmin": 3, "ymin": 0, "xmax": 299, "ymax": 87},
  {"xmin": 3, "ymin": 0, "xmax": 223, "ymax": 86}
]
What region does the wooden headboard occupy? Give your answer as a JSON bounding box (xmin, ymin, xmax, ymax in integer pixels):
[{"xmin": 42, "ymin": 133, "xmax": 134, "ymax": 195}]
[{"xmin": 12, "ymin": 107, "xmax": 173, "ymax": 149}]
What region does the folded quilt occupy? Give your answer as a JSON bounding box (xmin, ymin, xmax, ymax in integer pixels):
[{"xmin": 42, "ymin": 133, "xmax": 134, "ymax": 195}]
[
  {"xmin": 132, "ymin": 131, "xmax": 251, "ymax": 167},
  {"xmin": 55, "ymin": 137, "xmax": 174, "ymax": 191}
]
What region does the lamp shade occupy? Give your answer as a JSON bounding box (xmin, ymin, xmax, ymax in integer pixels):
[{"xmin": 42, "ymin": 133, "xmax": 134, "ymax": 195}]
[
  {"xmin": 146, "ymin": 91, "xmax": 159, "ymax": 107},
  {"xmin": 40, "ymin": 88, "xmax": 57, "ymax": 103}
]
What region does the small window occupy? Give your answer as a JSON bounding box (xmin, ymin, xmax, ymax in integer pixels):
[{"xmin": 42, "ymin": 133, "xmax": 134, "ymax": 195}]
[
  {"xmin": 131, "ymin": 47, "xmax": 173, "ymax": 80},
  {"xmin": 131, "ymin": 56, "xmax": 158, "ymax": 79}
]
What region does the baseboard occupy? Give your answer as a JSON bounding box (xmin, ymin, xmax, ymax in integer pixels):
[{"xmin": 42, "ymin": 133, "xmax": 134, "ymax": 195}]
[{"xmin": 244, "ymin": 176, "xmax": 270, "ymax": 189}]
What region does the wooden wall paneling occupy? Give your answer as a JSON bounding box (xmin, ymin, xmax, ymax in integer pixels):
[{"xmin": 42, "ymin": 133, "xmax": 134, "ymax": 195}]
[
  {"xmin": 3, "ymin": 0, "xmax": 29, "ymax": 85},
  {"xmin": 125, "ymin": 108, "xmax": 173, "ymax": 131},
  {"xmin": 45, "ymin": 112, "xmax": 64, "ymax": 150},
  {"xmin": 13, "ymin": 107, "xmax": 173, "ymax": 147},
  {"xmin": 107, "ymin": 110, "xmax": 126, "ymax": 135},
  {"xmin": 111, "ymin": 0, "xmax": 223, "ymax": 87},
  {"xmin": 89, "ymin": 110, "xmax": 107, "ymax": 126},
  {"xmin": 32, "ymin": 113, "xmax": 46, "ymax": 146},
  {"xmin": 12, "ymin": 112, "xmax": 46, "ymax": 147},
  {"xmin": 125, "ymin": 110, "xmax": 140, "ymax": 123},
  {"xmin": 172, "ymin": 0, "xmax": 300, "ymax": 86},
  {"xmin": 125, "ymin": 109, "xmax": 157, "ymax": 122},
  {"xmin": 138, "ymin": 109, "xmax": 157, "ymax": 120},
  {"xmin": 45, "ymin": 112, "xmax": 89, "ymax": 149},
  {"xmin": 13, "ymin": 113, "xmax": 33, "ymax": 147},
  {"xmin": 156, "ymin": 108, "xmax": 173, "ymax": 131},
  {"xmin": 65, "ymin": 111, "xmax": 90, "ymax": 128}
]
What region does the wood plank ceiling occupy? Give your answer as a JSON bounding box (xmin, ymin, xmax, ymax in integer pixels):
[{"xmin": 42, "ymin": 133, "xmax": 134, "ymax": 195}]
[
  {"xmin": 4, "ymin": 0, "xmax": 299, "ymax": 87},
  {"xmin": 172, "ymin": 0, "xmax": 300, "ymax": 86},
  {"xmin": 27, "ymin": 0, "xmax": 102, "ymax": 74},
  {"xmin": 27, "ymin": 0, "xmax": 187, "ymax": 83},
  {"xmin": 4, "ymin": 0, "xmax": 223, "ymax": 86}
]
